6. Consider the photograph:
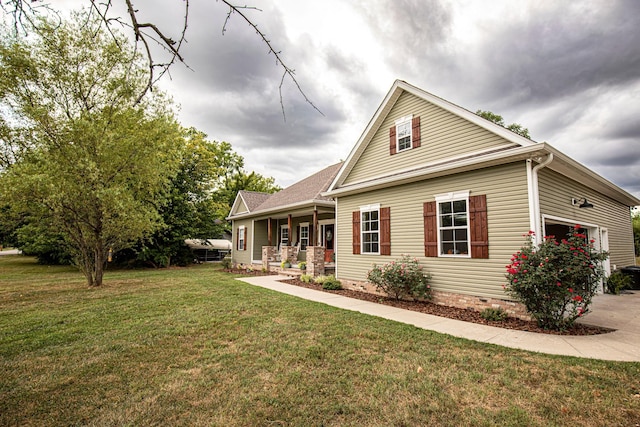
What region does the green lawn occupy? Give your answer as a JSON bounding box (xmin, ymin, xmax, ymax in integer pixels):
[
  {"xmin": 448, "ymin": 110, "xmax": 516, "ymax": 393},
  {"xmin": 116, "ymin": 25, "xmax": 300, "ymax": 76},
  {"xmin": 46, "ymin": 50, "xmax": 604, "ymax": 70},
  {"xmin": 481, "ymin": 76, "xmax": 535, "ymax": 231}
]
[{"xmin": 1, "ymin": 256, "xmax": 639, "ymax": 426}]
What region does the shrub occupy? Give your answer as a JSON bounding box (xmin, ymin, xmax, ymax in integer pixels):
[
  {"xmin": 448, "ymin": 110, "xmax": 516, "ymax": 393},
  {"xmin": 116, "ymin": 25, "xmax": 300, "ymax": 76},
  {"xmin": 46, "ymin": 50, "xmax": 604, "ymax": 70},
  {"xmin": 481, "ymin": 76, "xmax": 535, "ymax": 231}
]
[
  {"xmin": 505, "ymin": 227, "xmax": 608, "ymax": 330},
  {"xmin": 313, "ymin": 275, "xmax": 330, "ymax": 285},
  {"xmin": 606, "ymin": 270, "xmax": 632, "ymax": 295},
  {"xmin": 300, "ymin": 274, "xmax": 313, "ymax": 283},
  {"xmin": 281, "ymin": 260, "xmax": 291, "ymax": 269},
  {"xmin": 298, "ymin": 261, "xmax": 307, "ymax": 270},
  {"xmin": 322, "ymin": 277, "xmax": 342, "ymax": 290},
  {"xmin": 366, "ymin": 255, "xmax": 432, "ymax": 301},
  {"xmin": 221, "ymin": 255, "xmax": 232, "ymax": 269},
  {"xmin": 480, "ymin": 307, "xmax": 507, "ymax": 322}
]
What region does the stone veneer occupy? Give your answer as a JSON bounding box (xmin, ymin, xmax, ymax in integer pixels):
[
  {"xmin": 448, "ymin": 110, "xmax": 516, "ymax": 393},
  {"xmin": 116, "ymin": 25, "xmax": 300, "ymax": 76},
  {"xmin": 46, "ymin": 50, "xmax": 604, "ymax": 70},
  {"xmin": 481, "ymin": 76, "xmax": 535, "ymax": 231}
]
[
  {"xmin": 306, "ymin": 246, "xmax": 325, "ymax": 277},
  {"xmin": 338, "ymin": 278, "xmax": 530, "ymax": 321},
  {"xmin": 280, "ymin": 246, "xmax": 298, "ymax": 265},
  {"xmin": 262, "ymin": 246, "xmax": 277, "ymax": 271}
]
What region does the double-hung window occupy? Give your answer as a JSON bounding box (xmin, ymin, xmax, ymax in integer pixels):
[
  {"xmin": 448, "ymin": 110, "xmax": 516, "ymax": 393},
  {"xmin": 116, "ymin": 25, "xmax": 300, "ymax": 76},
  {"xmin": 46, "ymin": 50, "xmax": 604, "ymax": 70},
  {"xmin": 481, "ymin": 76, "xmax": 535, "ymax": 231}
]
[
  {"xmin": 299, "ymin": 223, "xmax": 309, "ymax": 250},
  {"xmin": 436, "ymin": 191, "xmax": 470, "ymax": 257},
  {"xmin": 361, "ymin": 204, "xmax": 380, "ymax": 254},
  {"xmin": 395, "ymin": 115, "xmax": 413, "ymax": 152},
  {"xmin": 280, "ymin": 225, "xmax": 289, "ymax": 247},
  {"xmin": 238, "ymin": 226, "xmax": 246, "ymax": 251}
]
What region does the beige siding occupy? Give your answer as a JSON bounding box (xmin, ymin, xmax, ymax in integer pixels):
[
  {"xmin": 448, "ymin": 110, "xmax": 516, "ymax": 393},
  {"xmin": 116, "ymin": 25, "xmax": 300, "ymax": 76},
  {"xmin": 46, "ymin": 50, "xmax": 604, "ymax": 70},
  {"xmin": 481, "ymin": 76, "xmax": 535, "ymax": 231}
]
[
  {"xmin": 234, "ymin": 198, "xmax": 249, "ymax": 215},
  {"xmin": 336, "ymin": 162, "xmax": 530, "ymax": 300},
  {"xmin": 538, "ymin": 168, "xmax": 635, "ymax": 268},
  {"xmin": 253, "ymin": 220, "xmax": 269, "ymax": 261},
  {"xmin": 344, "ymin": 91, "xmax": 517, "ymax": 185},
  {"xmin": 231, "ymin": 219, "xmax": 253, "ymax": 265}
]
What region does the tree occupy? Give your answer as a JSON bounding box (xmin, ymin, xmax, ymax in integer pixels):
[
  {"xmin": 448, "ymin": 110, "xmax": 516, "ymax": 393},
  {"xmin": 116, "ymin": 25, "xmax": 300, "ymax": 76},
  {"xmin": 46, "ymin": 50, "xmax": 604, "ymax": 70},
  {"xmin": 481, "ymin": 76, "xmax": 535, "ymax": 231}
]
[
  {"xmin": 116, "ymin": 128, "xmax": 280, "ymax": 268},
  {"xmin": 132, "ymin": 128, "xmax": 233, "ymax": 268},
  {"xmin": 0, "ymin": 14, "xmax": 181, "ymax": 285},
  {"xmin": 476, "ymin": 110, "xmax": 531, "ymax": 139}
]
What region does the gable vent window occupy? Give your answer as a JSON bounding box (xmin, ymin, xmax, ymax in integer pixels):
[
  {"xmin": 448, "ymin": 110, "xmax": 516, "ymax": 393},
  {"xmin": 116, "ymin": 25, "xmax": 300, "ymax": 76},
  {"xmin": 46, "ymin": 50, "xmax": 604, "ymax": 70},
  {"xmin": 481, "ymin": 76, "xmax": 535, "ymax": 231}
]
[{"xmin": 390, "ymin": 115, "xmax": 421, "ymax": 155}]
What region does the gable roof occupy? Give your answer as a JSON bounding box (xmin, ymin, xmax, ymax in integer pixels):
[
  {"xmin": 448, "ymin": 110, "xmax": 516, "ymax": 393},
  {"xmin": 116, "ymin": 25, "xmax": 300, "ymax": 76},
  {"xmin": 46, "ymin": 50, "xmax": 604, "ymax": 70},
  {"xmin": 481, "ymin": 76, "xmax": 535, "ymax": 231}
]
[
  {"xmin": 239, "ymin": 191, "xmax": 271, "ymax": 211},
  {"xmin": 326, "ymin": 80, "xmax": 640, "ymax": 207},
  {"xmin": 227, "ymin": 162, "xmax": 343, "ymax": 220}
]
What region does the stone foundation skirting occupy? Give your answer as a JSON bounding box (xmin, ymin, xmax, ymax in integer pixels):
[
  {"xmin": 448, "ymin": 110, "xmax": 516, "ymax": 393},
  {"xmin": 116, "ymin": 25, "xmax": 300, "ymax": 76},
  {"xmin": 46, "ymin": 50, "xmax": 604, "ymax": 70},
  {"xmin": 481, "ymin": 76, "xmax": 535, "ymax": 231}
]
[{"xmin": 339, "ymin": 278, "xmax": 530, "ymax": 321}]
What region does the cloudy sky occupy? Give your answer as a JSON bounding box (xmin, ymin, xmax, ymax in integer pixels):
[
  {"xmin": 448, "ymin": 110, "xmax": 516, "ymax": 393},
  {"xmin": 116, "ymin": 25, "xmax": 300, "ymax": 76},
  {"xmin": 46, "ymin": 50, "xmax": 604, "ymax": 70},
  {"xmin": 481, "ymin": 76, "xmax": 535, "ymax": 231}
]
[{"xmin": 58, "ymin": 0, "xmax": 640, "ymax": 198}]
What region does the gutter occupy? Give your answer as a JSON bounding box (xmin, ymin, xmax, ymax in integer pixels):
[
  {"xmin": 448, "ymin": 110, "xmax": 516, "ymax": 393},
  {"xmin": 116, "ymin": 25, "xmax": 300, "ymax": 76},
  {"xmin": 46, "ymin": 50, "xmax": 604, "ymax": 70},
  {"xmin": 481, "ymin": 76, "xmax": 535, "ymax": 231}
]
[{"xmin": 527, "ymin": 153, "xmax": 554, "ymax": 244}]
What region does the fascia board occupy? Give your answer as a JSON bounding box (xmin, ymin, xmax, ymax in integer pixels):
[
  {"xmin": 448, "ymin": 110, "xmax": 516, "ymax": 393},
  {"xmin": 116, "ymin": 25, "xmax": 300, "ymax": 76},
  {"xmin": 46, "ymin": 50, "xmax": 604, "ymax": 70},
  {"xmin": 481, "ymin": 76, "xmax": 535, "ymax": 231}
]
[
  {"xmin": 324, "ymin": 144, "xmax": 546, "ymax": 198},
  {"xmin": 328, "ymin": 80, "xmax": 404, "ymax": 192}
]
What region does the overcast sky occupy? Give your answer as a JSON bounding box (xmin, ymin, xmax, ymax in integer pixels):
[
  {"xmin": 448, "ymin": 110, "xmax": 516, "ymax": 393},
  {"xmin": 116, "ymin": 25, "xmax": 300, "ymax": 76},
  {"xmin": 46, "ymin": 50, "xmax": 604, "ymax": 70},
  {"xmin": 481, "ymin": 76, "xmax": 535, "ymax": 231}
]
[{"xmin": 58, "ymin": 0, "xmax": 640, "ymax": 198}]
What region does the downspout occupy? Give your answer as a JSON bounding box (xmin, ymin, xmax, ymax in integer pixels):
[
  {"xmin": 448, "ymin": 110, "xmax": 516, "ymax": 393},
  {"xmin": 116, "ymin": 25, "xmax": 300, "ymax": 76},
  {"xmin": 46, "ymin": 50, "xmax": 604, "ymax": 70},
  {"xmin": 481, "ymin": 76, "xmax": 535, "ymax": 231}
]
[{"xmin": 527, "ymin": 154, "xmax": 554, "ymax": 244}]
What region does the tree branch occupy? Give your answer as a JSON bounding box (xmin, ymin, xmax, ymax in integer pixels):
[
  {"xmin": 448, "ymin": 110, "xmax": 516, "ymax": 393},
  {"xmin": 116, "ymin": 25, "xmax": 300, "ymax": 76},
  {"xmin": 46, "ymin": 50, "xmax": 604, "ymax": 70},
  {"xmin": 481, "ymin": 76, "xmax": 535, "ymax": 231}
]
[{"xmin": 220, "ymin": 0, "xmax": 324, "ymax": 120}]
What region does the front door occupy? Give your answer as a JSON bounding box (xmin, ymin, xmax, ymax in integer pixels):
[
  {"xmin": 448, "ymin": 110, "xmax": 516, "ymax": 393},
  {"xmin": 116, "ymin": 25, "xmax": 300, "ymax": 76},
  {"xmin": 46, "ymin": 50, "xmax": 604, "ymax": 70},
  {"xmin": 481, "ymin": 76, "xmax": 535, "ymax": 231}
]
[{"xmin": 323, "ymin": 224, "xmax": 334, "ymax": 262}]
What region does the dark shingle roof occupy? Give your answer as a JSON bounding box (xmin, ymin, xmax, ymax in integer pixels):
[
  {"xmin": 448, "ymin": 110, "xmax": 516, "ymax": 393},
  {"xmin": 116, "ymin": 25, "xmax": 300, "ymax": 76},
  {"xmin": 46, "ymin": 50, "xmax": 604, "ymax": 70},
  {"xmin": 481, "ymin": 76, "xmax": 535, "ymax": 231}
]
[
  {"xmin": 238, "ymin": 191, "xmax": 271, "ymax": 211},
  {"xmin": 239, "ymin": 162, "xmax": 342, "ymax": 215}
]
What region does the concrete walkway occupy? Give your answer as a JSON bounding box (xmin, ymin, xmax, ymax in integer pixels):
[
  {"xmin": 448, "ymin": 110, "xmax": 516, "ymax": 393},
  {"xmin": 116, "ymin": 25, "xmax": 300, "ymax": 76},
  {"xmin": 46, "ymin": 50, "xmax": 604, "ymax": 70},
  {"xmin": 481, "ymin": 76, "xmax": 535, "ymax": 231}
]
[{"xmin": 238, "ymin": 275, "xmax": 640, "ymax": 362}]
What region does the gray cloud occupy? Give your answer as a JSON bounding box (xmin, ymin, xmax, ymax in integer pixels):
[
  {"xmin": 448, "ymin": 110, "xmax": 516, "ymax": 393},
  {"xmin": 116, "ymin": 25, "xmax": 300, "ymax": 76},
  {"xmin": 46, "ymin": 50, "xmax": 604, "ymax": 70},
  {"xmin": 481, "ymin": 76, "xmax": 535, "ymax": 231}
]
[{"xmin": 103, "ymin": 0, "xmax": 640, "ymax": 198}]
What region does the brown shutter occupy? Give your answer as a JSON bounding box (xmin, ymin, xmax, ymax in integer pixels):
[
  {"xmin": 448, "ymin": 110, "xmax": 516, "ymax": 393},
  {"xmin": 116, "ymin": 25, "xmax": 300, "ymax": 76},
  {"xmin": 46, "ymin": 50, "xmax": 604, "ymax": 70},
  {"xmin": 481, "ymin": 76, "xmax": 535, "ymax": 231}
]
[
  {"xmin": 236, "ymin": 227, "xmax": 240, "ymax": 251},
  {"xmin": 469, "ymin": 194, "xmax": 489, "ymax": 259},
  {"xmin": 380, "ymin": 207, "xmax": 391, "ymax": 256},
  {"xmin": 389, "ymin": 126, "xmax": 397, "ymax": 155},
  {"xmin": 423, "ymin": 201, "xmax": 438, "ymax": 257},
  {"xmin": 242, "ymin": 226, "xmax": 247, "ymax": 250},
  {"xmin": 412, "ymin": 116, "xmax": 421, "ymax": 148},
  {"xmin": 352, "ymin": 211, "xmax": 361, "ymax": 254}
]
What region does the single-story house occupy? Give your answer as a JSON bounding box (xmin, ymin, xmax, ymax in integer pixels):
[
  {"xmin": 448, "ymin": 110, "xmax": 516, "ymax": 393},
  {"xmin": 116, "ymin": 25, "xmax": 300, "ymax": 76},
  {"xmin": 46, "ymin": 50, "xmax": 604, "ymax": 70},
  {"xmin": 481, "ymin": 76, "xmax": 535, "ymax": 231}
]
[
  {"xmin": 229, "ymin": 80, "xmax": 639, "ymax": 315},
  {"xmin": 227, "ymin": 162, "xmax": 342, "ymax": 274}
]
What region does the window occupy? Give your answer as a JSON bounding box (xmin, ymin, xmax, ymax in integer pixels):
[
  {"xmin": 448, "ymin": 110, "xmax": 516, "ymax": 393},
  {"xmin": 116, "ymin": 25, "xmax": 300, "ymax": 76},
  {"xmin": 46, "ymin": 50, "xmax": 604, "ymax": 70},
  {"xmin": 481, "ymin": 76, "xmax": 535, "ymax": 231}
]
[
  {"xmin": 361, "ymin": 204, "xmax": 380, "ymax": 254},
  {"xmin": 237, "ymin": 226, "xmax": 246, "ymax": 251},
  {"xmin": 390, "ymin": 116, "xmax": 421, "ymax": 155},
  {"xmin": 299, "ymin": 223, "xmax": 309, "ymax": 250},
  {"xmin": 424, "ymin": 193, "xmax": 488, "ymax": 259},
  {"xmin": 436, "ymin": 192, "xmax": 470, "ymax": 257},
  {"xmin": 280, "ymin": 225, "xmax": 289, "ymax": 247},
  {"xmin": 396, "ymin": 116, "xmax": 412, "ymax": 152},
  {"xmin": 353, "ymin": 206, "xmax": 391, "ymax": 255}
]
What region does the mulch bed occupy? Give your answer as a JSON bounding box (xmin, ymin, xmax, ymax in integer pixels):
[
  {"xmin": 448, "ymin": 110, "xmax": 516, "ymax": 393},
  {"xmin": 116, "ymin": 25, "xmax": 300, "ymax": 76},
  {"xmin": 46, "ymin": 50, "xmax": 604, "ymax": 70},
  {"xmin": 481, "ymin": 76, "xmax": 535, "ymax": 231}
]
[
  {"xmin": 281, "ymin": 278, "xmax": 615, "ymax": 336},
  {"xmin": 225, "ymin": 268, "xmax": 613, "ymax": 336}
]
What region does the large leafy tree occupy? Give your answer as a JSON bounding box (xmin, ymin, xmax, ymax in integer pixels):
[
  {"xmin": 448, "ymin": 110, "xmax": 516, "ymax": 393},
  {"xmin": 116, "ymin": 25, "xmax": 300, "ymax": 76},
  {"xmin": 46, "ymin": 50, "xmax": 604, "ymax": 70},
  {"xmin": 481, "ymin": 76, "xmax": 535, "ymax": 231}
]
[
  {"xmin": 0, "ymin": 14, "xmax": 182, "ymax": 285},
  {"xmin": 476, "ymin": 110, "xmax": 531, "ymax": 139}
]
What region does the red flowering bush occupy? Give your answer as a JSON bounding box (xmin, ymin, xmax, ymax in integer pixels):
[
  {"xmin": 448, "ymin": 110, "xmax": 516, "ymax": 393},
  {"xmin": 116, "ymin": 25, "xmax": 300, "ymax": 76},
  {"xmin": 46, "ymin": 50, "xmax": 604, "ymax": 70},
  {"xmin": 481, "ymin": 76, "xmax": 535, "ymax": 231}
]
[
  {"xmin": 505, "ymin": 226, "xmax": 608, "ymax": 330},
  {"xmin": 367, "ymin": 255, "xmax": 432, "ymax": 300}
]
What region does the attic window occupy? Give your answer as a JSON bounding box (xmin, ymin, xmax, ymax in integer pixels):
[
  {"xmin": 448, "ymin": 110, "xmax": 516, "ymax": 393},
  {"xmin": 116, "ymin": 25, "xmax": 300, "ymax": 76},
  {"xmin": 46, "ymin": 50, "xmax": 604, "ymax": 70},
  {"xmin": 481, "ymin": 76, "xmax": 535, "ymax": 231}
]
[
  {"xmin": 396, "ymin": 116, "xmax": 412, "ymax": 152},
  {"xmin": 389, "ymin": 115, "xmax": 421, "ymax": 155}
]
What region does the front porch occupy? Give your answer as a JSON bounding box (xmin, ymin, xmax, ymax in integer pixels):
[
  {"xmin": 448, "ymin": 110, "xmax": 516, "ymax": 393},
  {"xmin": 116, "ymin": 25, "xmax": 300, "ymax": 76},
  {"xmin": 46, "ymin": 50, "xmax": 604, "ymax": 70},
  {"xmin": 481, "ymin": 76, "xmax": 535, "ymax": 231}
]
[{"xmin": 262, "ymin": 245, "xmax": 335, "ymax": 277}]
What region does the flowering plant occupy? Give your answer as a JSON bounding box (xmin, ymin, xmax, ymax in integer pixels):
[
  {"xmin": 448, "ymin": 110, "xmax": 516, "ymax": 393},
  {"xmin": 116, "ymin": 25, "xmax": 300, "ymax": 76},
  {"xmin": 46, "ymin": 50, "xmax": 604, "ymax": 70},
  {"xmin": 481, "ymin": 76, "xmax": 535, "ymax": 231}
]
[
  {"xmin": 505, "ymin": 226, "xmax": 608, "ymax": 330},
  {"xmin": 367, "ymin": 255, "xmax": 432, "ymax": 300}
]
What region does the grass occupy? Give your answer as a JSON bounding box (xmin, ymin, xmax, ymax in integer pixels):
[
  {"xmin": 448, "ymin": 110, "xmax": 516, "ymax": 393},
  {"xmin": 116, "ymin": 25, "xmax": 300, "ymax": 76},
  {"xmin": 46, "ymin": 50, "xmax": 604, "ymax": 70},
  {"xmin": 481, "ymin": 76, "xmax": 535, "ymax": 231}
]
[{"xmin": 1, "ymin": 256, "xmax": 639, "ymax": 426}]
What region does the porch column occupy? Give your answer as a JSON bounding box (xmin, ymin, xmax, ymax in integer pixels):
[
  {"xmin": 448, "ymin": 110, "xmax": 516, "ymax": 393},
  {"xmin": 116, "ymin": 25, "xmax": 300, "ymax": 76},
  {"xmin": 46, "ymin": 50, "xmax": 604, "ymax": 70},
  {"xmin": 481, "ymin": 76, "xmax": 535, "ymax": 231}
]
[
  {"xmin": 267, "ymin": 217, "xmax": 272, "ymax": 246},
  {"xmin": 307, "ymin": 246, "xmax": 325, "ymax": 277},
  {"xmin": 287, "ymin": 214, "xmax": 292, "ymax": 246},
  {"xmin": 312, "ymin": 209, "xmax": 318, "ymax": 246}
]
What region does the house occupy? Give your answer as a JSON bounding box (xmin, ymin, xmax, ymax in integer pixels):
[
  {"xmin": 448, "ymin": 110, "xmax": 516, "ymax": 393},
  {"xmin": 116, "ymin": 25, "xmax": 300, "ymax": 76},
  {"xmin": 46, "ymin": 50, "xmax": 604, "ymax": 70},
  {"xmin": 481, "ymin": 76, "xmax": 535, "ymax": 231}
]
[
  {"xmin": 230, "ymin": 80, "xmax": 639, "ymax": 316},
  {"xmin": 227, "ymin": 162, "xmax": 342, "ymax": 275}
]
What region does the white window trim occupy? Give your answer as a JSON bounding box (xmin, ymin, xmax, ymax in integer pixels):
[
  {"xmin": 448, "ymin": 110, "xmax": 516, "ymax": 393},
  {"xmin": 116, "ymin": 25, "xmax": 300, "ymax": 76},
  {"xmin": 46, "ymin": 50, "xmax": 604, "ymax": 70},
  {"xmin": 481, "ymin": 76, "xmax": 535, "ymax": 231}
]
[
  {"xmin": 360, "ymin": 203, "xmax": 381, "ymax": 255},
  {"xmin": 238, "ymin": 226, "xmax": 246, "ymax": 251},
  {"xmin": 280, "ymin": 224, "xmax": 289, "ymax": 247},
  {"xmin": 435, "ymin": 191, "xmax": 471, "ymax": 258},
  {"xmin": 299, "ymin": 222, "xmax": 310, "ymax": 250},
  {"xmin": 395, "ymin": 114, "xmax": 413, "ymax": 153}
]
